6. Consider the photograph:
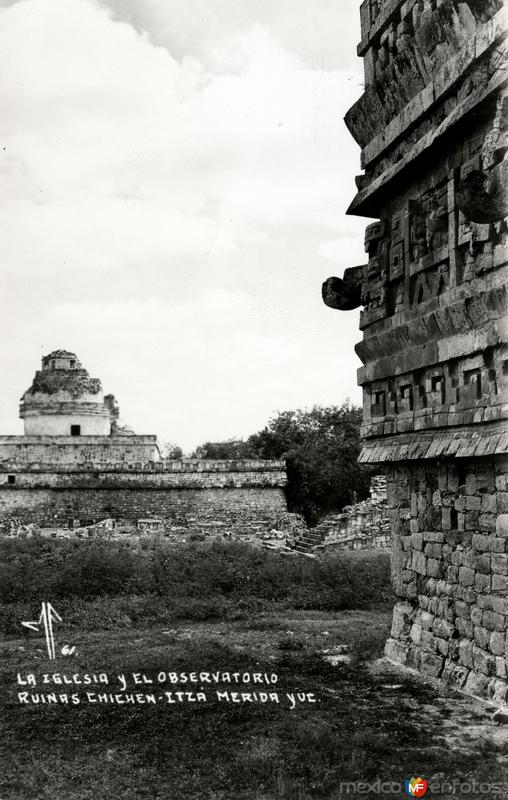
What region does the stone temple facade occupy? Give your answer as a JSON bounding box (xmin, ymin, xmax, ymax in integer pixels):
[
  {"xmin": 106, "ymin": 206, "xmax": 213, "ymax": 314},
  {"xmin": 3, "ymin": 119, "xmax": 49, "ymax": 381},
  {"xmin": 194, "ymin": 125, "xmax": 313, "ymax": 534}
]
[
  {"xmin": 0, "ymin": 351, "xmax": 287, "ymax": 536},
  {"xmin": 324, "ymin": 1, "xmax": 508, "ymax": 703}
]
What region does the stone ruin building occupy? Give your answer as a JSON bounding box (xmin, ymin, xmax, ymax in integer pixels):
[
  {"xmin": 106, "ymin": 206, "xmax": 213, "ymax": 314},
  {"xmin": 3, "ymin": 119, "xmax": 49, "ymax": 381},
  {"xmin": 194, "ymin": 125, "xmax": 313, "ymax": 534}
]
[
  {"xmin": 323, "ymin": 0, "xmax": 508, "ymax": 703},
  {"xmin": 290, "ymin": 476, "xmax": 390, "ymax": 554},
  {"xmin": 0, "ymin": 350, "xmax": 287, "ymax": 538}
]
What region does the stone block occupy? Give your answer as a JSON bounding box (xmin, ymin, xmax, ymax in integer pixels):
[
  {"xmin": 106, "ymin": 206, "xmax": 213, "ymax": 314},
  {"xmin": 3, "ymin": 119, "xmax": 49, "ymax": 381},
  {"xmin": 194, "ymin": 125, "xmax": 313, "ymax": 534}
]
[
  {"xmin": 384, "ymin": 637, "xmax": 411, "ymax": 666},
  {"xmin": 464, "ymin": 670, "xmax": 489, "ymax": 698},
  {"xmin": 436, "ymin": 637, "xmax": 449, "ymax": 656},
  {"xmin": 420, "ymin": 650, "xmax": 444, "ymax": 678},
  {"xmin": 442, "ymin": 661, "xmax": 469, "ymax": 689},
  {"xmin": 474, "ymin": 572, "xmax": 491, "ymax": 593},
  {"xmin": 436, "ymin": 580, "xmax": 450, "ymax": 598},
  {"xmin": 490, "ymin": 632, "xmax": 505, "ymax": 657},
  {"xmin": 411, "ymin": 550, "xmax": 427, "ymax": 575},
  {"xmin": 490, "ymin": 537, "xmax": 508, "ymax": 554},
  {"xmin": 454, "ymin": 600, "xmax": 471, "ymax": 619},
  {"xmin": 409, "ymin": 518, "xmax": 419, "ymax": 534},
  {"xmin": 490, "ymin": 679, "xmax": 508, "ymax": 706},
  {"xmin": 427, "ymin": 557, "xmax": 442, "ymax": 578},
  {"xmin": 410, "ymin": 531, "xmax": 424, "ymax": 550},
  {"xmin": 483, "ymin": 610, "xmax": 505, "ymax": 632},
  {"xmin": 479, "ymin": 513, "xmax": 496, "ymax": 532},
  {"xmin": 496, "ymin": 515, "xmax": 508, "ymax": 537},
  {"xmin": 410, "ymin": 623, "xmax": 423, "ymax": 644},
  {"xmin": 492, "ymin": 574, "xmax": 508, "ymax": 593},
  {"xmin": 471, "ymin": 533, "xmax": 490, "ymax": 552},
  {"xmin": 423, "ymin": 530, "xmax": 445, "ymax": 543},
  {"xmin": 492, "ymin": 554, "xmax": 508, "ymax": 575},
  {"xmin": 441, "ymin": 507, "xmax": 453, "ymax": 529},
  {"xmin": 433, "ymin": 617, "xmax": 454, "ymax": 639},
  {"xmin": 437, "ymin": 597, "xmax": 454, "ymax": 621},
  {"xmin": 470, "ymin": 605, "xmax": 483, "ymax": 626},
  {"xmin": 442, "ymin": 543, "xmax": 452, "ymax": 560},
  {"xmin": 456, "ymin": 617, "xmax": 474, "ymax": 638},
  {"xmin": 465, "ymin": 496, "xmax": 481, "ymax": 511},
  {"xmin": 390, "ymin": 602, "xmax": 414, "ymax": 640},
  {"xmin": 498, "ymin": 494, "xmax": 508, "ymax": 514},
  {"xmin": 464, "ymin": 511, "xmax": 479, "ymax": 530},
  {"xmin": 444, "ymin": 530, "xmax": 463, "ymax": 547},
  {"xmin": 454, "ymin": 496, "xmax": 466, "ymax": 512},
  {"xmin": 421, "ymin": 611, "xmax": 434, "ymax": 630},
  {"xmin": 459, "ymin": 639, "xmax": 473, "ymax": 668},
  {"xmin": 474, "ymin": 553, "xmax": 491, "ymax": 574},
  {"xmin": 459, "ymin": 566, "xmax": 475, "ymax": 586},
  {"xmin": 418, "ymin": 594, "xmax": 429, "ymax": 611},
  {"xmin": 472, "ymin": 646, "xmax": 496, "ymax": 676},
  {"xmin": 421, "ymin": 629, "xmax": 437, "ymax": 652},
  {"xmin": 473, "ymin": 626, "xmax": 490, "ymax": 650},
  {"xmin": 428, "ymin": 596, "xmax": 439, "ymax": 615},
  {"xmin": 481, "ymin": 494, "xmax": 497, "ymax": 513},
  {"xmin": 424, "ymin": 542, "xmax": 442, "ymax": 558},
  {"xmin": 495, "ymin": 657, "xmax": 507, "ymax": 680},
  {"xmin": 478, "ymin": 595, "xmax": 508, "ymax": 615},
  {"xmin": 453, "ymin": 585, "xmax": 476, "ymax": 604}
]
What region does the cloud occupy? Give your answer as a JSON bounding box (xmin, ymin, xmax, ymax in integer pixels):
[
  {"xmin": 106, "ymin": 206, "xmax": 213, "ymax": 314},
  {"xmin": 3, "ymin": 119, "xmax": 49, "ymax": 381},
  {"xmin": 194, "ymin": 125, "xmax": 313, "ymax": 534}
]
[
  {"xmin": 98, "ymin": 0, "xmax": 363, "ymax": 72},
  {"xmin": 42, "ymin": 290, "xmax": 362, "ymax": 450},
  {"xmin": 0, "ymin": 0, "xmax": 366, "ymax": 449}
]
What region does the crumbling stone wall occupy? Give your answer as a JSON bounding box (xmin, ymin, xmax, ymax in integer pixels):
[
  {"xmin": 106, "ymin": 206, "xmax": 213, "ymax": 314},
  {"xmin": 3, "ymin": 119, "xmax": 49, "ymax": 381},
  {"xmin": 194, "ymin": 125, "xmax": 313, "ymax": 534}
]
[
  {"xmin": 314, "ymin": 477, "xmax": 390, "ymax": 552},
  {"xmin": 314, "ymin": 507, "xmax": 390, "ymax": 553},
  {"xmin": 0, "ymin": 487, "xmax": 286, "ymax": 537},
  {"xmin": 324, "ymin": 0, "xmax": 507, "ymax": 702},
  {"xmin": 0, "ymin": 459, "xmax": 288, "ymax": 540}
]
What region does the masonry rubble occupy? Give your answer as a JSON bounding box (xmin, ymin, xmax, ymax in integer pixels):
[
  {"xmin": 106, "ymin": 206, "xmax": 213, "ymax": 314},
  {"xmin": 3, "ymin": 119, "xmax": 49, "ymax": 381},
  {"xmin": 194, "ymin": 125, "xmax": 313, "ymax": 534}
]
[{"xmin": 324, "ymin": 0, "xmax": 508, "ymax": 704}]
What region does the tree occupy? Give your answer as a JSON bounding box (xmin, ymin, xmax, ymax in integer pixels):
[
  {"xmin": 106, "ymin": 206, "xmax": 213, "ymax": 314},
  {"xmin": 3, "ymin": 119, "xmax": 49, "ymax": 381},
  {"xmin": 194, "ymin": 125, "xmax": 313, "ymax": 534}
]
[
  {"xmin": 160, "ymin": 441, "xmax": 183, "ymax": 459},
  {"xmin": 192, "ymin": 404, "xmax": 373, "ymax": 525},
  {"xmin": 191, "ymin": 440, "xmax": 254, "ymax": 459}
]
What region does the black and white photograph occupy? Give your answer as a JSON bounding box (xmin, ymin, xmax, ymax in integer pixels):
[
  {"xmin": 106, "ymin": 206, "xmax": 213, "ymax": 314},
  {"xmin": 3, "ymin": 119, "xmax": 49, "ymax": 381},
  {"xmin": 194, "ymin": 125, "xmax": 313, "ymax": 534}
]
[{"xmin": 0, "ymin": 1, "xmax": 507, "ymax": 798}]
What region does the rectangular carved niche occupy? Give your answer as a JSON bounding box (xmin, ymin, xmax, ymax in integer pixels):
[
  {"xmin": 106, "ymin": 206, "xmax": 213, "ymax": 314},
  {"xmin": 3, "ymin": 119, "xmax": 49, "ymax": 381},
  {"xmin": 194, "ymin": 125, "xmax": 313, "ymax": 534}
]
[
  {"xmin": 461, "ymin": 368, "xmax": 482, "ymax": 402},
  {"xmin": 399, "ymin": 384, "xmax": 414, "ymax": 413},
  {"xmin": 372, "ymin": 389, "xmax": 386, "ymax": 417}
]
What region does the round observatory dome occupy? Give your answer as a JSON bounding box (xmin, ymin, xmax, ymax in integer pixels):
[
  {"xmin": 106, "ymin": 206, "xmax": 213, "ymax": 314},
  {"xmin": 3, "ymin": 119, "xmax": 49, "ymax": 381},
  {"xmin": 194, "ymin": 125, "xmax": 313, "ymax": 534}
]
[{"xmin": 19, "ymin": 350, "xmax": 114, "ymax": 436}]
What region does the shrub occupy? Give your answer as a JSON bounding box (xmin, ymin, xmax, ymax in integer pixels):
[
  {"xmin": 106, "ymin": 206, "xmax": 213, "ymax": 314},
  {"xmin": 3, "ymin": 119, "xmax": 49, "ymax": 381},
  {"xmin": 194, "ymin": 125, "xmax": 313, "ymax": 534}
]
[{"xmin": 0, "ymin": 538, "xmax": 393, "ymax": 634}]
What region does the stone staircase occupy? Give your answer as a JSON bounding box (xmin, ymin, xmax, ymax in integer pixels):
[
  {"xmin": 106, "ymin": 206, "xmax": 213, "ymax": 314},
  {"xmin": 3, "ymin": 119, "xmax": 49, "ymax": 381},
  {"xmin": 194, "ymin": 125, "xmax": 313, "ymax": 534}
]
[{"xmin": 290, "ymin": 527, "xmax": 326, "ymax": 555}]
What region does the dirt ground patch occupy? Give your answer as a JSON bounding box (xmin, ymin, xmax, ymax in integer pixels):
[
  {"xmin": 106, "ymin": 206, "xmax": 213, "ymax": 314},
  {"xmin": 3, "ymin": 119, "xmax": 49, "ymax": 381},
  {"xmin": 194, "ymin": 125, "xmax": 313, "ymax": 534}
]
[{"xmin": 2, "ymin": 609, "xmax": 507, "ymax": 800}]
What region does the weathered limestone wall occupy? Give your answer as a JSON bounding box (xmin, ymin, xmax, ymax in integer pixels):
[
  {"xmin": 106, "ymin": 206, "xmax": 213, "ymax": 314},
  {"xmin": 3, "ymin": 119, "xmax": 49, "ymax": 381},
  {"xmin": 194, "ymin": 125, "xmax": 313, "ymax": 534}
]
[
  {"xmin": 315, "ymin": 509, "xmax": 390, "ymax": 553},
  {"xmin": 0, "ymin": 436, "xmax": 160, "ymax": 466},
  {"xmin": 385, "ymin": 458, "xmax": 508, "ymax": 704},
  {"xmin": 22, "ymin": 412, "xmax": 111, "ymax": 437},
  {"xmin": 325, "ymin": 0, "xmax": 507, "ymax": 702},
  {"xmin": 0, "ymin": 459, "xmax": 288, "ymax": 538},
  {"xmin": 0, "ymin": 487, "xmax": 287, "ymax": 536},
  {"xmin": 314, "ymin": 479, "xmax": 390, "ymax": 553}
]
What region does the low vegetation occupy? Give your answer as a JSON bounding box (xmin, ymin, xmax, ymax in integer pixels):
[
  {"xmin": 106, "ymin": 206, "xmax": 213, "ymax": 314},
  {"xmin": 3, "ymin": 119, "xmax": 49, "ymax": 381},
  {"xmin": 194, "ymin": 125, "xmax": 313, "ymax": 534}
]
[{"xmin": 0, "ymin": 537, "xmax": 392, "ymax": 635}]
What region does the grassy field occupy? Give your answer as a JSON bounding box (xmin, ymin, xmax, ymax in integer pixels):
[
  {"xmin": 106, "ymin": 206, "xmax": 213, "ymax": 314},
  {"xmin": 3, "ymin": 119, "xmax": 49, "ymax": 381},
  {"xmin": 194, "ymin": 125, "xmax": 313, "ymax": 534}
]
[{"xmin": 1, "ymin": 542, "xmax": 507, "ymax": 799}]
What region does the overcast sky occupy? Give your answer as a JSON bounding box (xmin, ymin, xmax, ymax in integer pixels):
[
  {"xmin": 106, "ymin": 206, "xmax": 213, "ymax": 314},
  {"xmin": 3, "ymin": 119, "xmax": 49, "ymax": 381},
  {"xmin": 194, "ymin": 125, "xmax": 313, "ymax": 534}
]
[{"xmin": 0, "ymin": 0, "xmax": 367, "ymax": 451}]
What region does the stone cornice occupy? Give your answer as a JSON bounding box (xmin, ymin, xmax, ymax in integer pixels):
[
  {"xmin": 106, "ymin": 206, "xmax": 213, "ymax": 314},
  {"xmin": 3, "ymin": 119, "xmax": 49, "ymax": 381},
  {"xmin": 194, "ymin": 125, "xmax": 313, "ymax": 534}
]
[
  {"xmin": 358, "ymin": 423, "xmax": 508, "ymax": 462},
  {"xmin": 347, "ymin": 68, "xmax": 507, "ymax": 217}
]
